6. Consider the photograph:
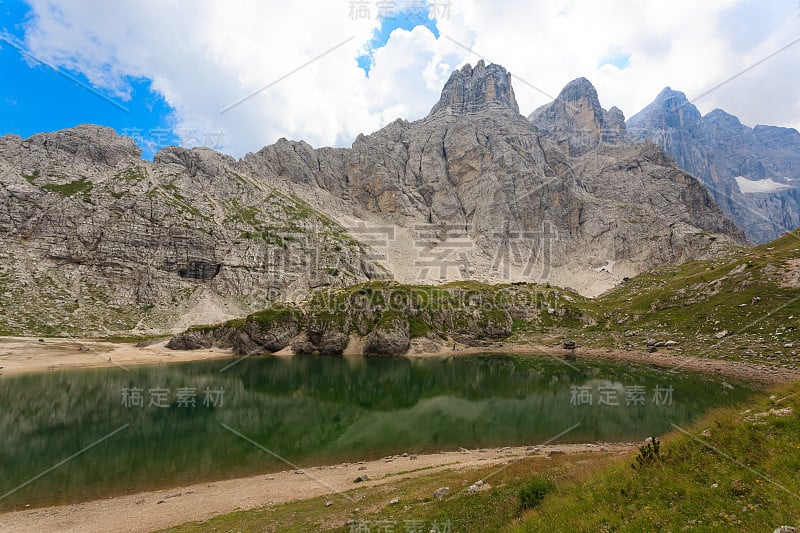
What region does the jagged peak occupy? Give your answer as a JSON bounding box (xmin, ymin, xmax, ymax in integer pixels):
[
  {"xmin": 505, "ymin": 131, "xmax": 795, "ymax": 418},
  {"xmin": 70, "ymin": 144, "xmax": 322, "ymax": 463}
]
[
  {"xmin": 556, "ymin": 77, "xmax": 601, "ymax": 106},
  {"xmin": 627, "ymin": 86, "xmax": 700, "ymax": 130},
  {"xmin": 429, "ymin": 60, "xmax": 519, "ymax": 116},
  {"xmin": 654, "ymin": 86, "xmax": 689, "ymax": 102},
  {"xmin": 702, "ymin": 108, "xmax": 743, "ymax": 127},
  {"xmin": 24, "ymin": 123, "xmax": 142, "ymax": 164},
  {"xmin": 528, "ymin": 77, "xmax": 624, "ymax": 155}
]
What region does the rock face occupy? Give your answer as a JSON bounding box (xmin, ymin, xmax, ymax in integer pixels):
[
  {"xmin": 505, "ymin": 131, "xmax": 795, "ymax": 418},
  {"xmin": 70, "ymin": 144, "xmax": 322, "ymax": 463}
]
[
  {"xmin": 430, "ymin": 60, "xmax": 519, "ymax": 115},
  {"xmin": 250, "ymin": 68, "xmax": 743, "ymax": 296},
  {"xmin": 627, "ymin": 88, "xmax": 800, "ymax": 243},
  {"xmin": 0, "ymin": 65, "xmax": 747, "ymax": 335},
  {"xmin": 167, "ymin": 281, "xmax": 589, "ymax": 357},
  {"xmin": 529, "ymin": 78, "xmax": 627, "ymax": 155},
  {"xmin": 0, "ymin": 125, "xmax": 383, "ymax": 335},
  {"xmin": 363, "ymin": 315, "xmax": 410, "ymax": 357}
]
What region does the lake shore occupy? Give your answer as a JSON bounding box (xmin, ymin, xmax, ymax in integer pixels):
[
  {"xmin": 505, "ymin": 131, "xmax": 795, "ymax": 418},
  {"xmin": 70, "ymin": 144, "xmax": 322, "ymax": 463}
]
[
  {"xmin": 0, "ymin": 442, "xmax": 636, "ymax": 533},
  {"xmin": 1, "ymin": 336, "xmax": 797, "ymax": 385}
]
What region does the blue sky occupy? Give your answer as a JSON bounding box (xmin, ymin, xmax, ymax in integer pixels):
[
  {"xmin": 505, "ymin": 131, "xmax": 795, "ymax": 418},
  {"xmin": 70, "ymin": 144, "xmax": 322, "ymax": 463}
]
[
  {"xmin": 1, "ymin": 1, "xmax": 798, "ymax": 159},
  {"xmin": 0, "ymin": 1, "xmax": 181, "ymax": 158},
  {"xmin": 357, "ymin": 7, "xmax": 440, "ymax": 75},
  {"xmin": 0, "ymin": 0, "xmax": 441, "ymax": 159}
]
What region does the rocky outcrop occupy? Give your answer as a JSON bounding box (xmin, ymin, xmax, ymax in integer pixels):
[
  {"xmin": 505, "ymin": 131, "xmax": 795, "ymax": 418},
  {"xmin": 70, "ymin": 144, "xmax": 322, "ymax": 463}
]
[
  {"xmin": 627, "ymin": 88, "xmax": 800, "ymax": 243},
  {"xmin": 0, "ymin": 128, "xmax": 383, "ymax": 335},
  {"xmin": 429, "ymin": 60, "xmax": 519, "ymax": 115},
  {"xmin": 363, "ymin": 315, "xmax": 410, "ymax": 357},
  {"xmin": 529, "ymin": 78, "xmax": 627, "ymax": 155},
  {"xmin": 232, "ymin": 304, "xmax": 304, "ymax": 355},
  {"xmin": 167, "ymin": 281, "xmax": 589, "ymax": 357}
]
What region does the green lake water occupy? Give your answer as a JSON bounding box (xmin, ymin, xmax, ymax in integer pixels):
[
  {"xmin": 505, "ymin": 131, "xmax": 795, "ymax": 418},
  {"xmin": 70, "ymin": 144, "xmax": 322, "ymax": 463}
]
[{"xmin": 0, "ymin": 353, "xmax": 757, "ymax": 511}]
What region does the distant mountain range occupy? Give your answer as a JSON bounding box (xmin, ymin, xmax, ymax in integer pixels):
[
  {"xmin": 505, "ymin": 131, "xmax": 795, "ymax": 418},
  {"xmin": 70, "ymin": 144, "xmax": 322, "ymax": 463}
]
[
  {"xmin": 530, "ymin": 78, "xmax": 800, "ymax": 244},
  {"xmin": 626, "ymin": 87, "xmax": 800, "ymax": 244},
  {"xmin": 2, "ymin": 60, "xmax": 788, "ymax": 335}
]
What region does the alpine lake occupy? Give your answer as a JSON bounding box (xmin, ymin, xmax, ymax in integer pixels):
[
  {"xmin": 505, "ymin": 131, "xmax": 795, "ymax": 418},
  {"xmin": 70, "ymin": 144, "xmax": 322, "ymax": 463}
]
[{"xmin": 0, "ymin": 353, "xmax": 758, "ymax": 511}]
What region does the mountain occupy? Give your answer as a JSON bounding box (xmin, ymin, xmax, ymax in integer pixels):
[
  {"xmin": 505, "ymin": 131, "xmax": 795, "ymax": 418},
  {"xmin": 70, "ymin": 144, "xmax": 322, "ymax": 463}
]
[
  {"xmin": 0, "ymin": 125, "xmax": 385, "ymax": 335},
  {"xmin": 245, "ymin": 61, "xmax": 743, "ymax": 293},
  {"xmin": 0, "ymin": 62, "xmax": 745, "ymax": 335},
  {"xmin": 528, "ymin": 77, "xmax": 626, "ymax": 155},
  {"xmin": 627, "ymin": 87, "xmax": 800, "ymax": 243}
]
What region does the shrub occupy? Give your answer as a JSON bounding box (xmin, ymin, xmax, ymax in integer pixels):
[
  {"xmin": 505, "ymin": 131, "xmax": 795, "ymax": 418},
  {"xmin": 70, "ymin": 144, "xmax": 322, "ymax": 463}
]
[
  {"xmin": 633, "ymin": 436, "xmax": 662, "ymax": 469},
  {"xmin": 519, "ymin": 478, "xmax": 555, "ymax": 510}
]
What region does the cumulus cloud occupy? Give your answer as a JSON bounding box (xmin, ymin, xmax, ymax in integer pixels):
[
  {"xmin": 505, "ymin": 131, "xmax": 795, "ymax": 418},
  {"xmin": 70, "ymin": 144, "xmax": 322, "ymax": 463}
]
[{"xmin": 17, "ymin": 0, "xmax": 800, "ymax": 156}]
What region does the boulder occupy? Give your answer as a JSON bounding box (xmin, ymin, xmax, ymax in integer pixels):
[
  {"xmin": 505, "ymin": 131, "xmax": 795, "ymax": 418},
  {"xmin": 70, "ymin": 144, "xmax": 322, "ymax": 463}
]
[
  {"xmin": 363, "ymin": 316, "xmax": 410, "ymax": 357},
  {"xmin": 165, "ymin": 331, "xmax": 214, "ymax": 350}
]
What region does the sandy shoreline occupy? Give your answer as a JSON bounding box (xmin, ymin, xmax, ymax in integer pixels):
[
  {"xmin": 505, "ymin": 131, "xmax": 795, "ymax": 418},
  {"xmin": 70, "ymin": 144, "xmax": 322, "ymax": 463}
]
[
  {"xmin": 2, "ymin": 336, "xmax": 797, "ymax": 385},
  {"xmin": 0, "ymin": 337, "xmax": 234, "ymax": 376},
  {"xmin": 0, "ymin": 442, "xmax": 635, "ymax": 533}
]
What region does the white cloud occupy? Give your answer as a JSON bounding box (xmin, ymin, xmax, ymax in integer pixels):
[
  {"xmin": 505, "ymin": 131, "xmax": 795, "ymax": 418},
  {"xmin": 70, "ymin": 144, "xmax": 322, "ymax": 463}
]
[{"xmin": 18, "ymin": 0, "xmax": 800, "ymax": 157}]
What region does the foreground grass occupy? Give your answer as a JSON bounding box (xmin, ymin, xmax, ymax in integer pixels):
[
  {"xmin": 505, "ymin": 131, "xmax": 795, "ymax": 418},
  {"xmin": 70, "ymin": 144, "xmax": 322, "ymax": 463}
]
[
  {"xmin": 164, "ymin": 381, "xmax": 800, "ymax": 533},
  {"xmin": 511, "ymin": 381, "xmax": 800, "ymax": 532}
]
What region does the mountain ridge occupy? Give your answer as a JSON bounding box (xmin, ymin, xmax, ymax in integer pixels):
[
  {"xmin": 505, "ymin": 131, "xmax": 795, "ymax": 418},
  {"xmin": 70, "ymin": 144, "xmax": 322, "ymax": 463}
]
[{"xmin": 0, "ymin": 63, "xmax": 749, "ymax": 335}]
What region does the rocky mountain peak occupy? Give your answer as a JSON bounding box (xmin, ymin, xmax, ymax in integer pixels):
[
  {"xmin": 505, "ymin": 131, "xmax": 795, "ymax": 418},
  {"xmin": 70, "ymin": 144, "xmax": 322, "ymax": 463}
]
[
  {"xmin": 529, "ymin": 77, "xmax": 626, "ymax": 155},
  {"xmin": 556, "ymin": 77, "xmax": 601, "ymax": 105},
  {"xmin": 429, "ymin": 60, "xmax": 519, "ymax": 115},
  {"xmin": 627, "ymin": 87, "xmax": 701, "ymax": 134},
  {"xmin": 22, "ymin": 124, "xmax": 143, "ymax": 167},
  {"xmin": 628, "ymin": 86, "xmax": 800, "ymax": 243}
]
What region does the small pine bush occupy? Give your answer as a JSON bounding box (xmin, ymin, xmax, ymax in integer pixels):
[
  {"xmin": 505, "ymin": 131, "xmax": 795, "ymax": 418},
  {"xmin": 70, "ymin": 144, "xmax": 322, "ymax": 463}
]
[
  {"xmin": 633, "ymin": 436, "xmax": 662, "ymax": 469},
  {"xmin": 519, "ymin": 478, "xmax": 555, "ymax": 510}
]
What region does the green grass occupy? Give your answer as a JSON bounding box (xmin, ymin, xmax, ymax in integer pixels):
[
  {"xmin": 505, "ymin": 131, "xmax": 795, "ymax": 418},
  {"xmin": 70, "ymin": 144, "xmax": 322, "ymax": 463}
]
[
  {"xmin": 163, "ymin": 450, "xmax": 607, "ymax": 533},
  {"xmin": 115, "ymin": 166, "xmax": 147, "ymax": 181},
  {"xmin": 513, "ymin": 381, "xmax": 800, "ymax": 532},
  {"xmin": 42, "ymin": 178, "xmax": 93, "ymax": 202},
  {"xmin": 22, "ymin": 170, "xmax": 40, "ymax": 184}
]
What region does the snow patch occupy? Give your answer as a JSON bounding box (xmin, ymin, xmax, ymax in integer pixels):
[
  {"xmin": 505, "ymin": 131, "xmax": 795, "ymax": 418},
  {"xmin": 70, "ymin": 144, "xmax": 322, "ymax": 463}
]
[{"xmin": 734, "ymin": 176, "xmax": 790, "ymax": 193}]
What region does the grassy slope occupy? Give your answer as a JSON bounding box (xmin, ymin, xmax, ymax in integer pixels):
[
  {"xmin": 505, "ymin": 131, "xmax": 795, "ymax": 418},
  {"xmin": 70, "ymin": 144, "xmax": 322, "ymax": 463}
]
[
  {"xmin": 512, "ymin": 381, "xmax": 799, "ymax": 532},
  {"xmin": 580, "ymin": 228, "xmax": 800, "ymax": 358}
]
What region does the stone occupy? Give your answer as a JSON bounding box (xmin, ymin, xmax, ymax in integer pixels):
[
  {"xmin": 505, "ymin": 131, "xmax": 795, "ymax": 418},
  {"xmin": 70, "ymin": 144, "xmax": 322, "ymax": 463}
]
[
  {"xmin": 529, "ymin": 77, "xmax": 626, "ymax": 156},
  {"xmin": 434, "ymin": 487, "xmax": 450, "ymax": 500},
  {"xmin": 363, "ymin": 316, "xmax": 410, "ymax": 357},
  {"xmin": 389, "ymin": 497, "xmax": 400, "ymax": 505},
  {"xmin": 0, "ymin": 64, "xmax": 747, "ymax": 336},
  {"xmin": 715, "ymin": 330, "xmax": 729, "ymax": 339},
  {"xmin": 466, "ymin": 480, "xmax": 491, "ymax": 494},
  {"xmin": 430, "ymin": 60, "xmax": 519, "ymax": 115},
  {"xmin": 165, "ymin": 331, "xmax": 214, "ymax": 351}
]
